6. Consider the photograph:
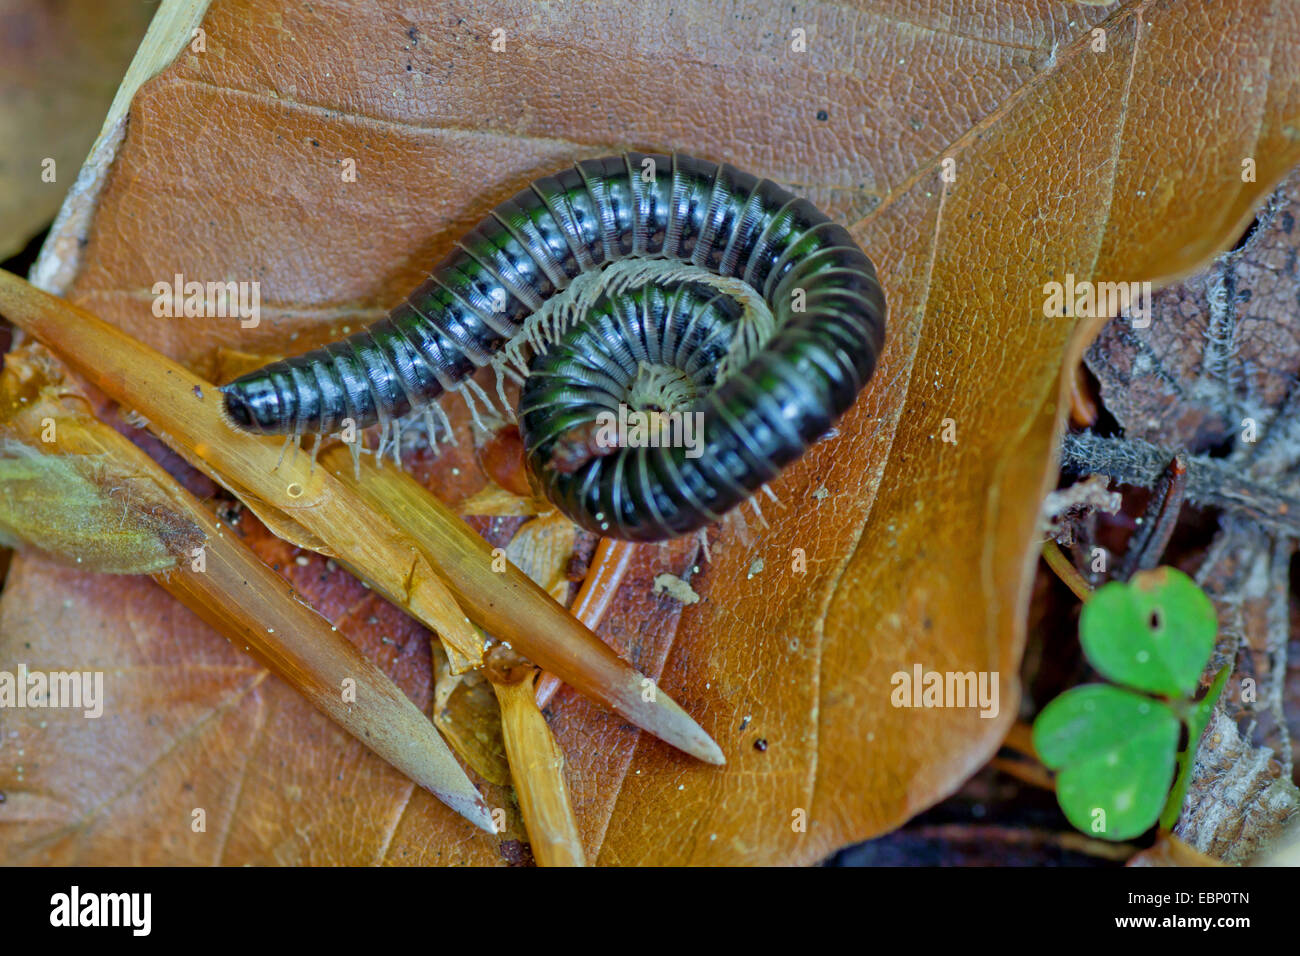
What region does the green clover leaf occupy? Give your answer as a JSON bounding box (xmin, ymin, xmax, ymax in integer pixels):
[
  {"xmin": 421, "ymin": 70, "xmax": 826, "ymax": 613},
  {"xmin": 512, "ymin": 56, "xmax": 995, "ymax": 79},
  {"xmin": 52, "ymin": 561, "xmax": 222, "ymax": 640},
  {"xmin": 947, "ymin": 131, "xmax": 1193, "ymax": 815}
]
[
  {"xmin": 1080, "ymin": 567, "xmax": 1216, "ymax": 697},
  {"xmin": 1033, "ymin": 566, "xmax": 1223, "ymax": 841},
  {"xmin": 1033, "ymin": 684, "xmax": 1180, "ymax": 840}
]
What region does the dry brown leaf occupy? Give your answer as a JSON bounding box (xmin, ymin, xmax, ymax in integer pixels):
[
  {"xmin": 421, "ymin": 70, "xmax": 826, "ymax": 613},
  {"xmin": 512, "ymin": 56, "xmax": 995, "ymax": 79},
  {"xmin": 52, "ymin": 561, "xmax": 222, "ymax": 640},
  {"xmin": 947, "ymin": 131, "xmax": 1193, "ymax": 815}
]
[{"xmin": 3, "ymin": 0, "xmax": 1299, "ymax": 865}]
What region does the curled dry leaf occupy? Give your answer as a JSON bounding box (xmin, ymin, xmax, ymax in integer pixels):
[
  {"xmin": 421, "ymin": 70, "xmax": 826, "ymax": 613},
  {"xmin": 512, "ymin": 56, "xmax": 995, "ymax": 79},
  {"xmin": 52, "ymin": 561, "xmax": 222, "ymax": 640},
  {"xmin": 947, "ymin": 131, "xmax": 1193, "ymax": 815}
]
[
  {"xmin": 1127, "ymin": 831, "xmax": 1225, "ymax": 868},
  {"xmin": 0, "ymin": 0, "xmax": 155, "ymax": 260},
  {"xmin": 430, "ymin": 510, "xmax": 577, "ymax": 785},
  {"xmin": 3, "ymin": 0, "xmax": 1300, "ymax": 864},
  {"xmin": 431, "ymin": 644, "xmax": 508, "ymax": 786}
]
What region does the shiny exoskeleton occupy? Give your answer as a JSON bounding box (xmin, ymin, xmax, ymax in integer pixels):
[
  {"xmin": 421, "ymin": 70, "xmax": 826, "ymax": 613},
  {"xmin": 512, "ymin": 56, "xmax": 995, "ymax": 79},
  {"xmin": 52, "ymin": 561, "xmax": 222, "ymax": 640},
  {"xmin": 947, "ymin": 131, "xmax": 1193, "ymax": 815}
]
[{"xmin": 221, "ymin": 153, "xmax": 887, "ymax": 541}]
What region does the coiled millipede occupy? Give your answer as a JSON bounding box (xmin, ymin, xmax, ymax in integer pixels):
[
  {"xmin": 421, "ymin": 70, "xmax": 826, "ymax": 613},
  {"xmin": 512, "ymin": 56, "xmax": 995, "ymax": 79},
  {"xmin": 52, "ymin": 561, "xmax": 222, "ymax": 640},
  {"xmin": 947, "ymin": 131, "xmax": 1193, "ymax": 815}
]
[{"xmin": 220, "ymin": 153, "xmax": 886, "ymax": 541}]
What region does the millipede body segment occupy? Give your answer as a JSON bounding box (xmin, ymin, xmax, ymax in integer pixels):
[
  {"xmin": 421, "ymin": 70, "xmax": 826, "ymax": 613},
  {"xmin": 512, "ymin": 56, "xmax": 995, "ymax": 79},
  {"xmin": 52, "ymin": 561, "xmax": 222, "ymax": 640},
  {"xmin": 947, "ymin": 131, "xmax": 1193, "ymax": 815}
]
[{"xmin": 220, "ymin": 153, "xmax": 886, "ymax": 541}]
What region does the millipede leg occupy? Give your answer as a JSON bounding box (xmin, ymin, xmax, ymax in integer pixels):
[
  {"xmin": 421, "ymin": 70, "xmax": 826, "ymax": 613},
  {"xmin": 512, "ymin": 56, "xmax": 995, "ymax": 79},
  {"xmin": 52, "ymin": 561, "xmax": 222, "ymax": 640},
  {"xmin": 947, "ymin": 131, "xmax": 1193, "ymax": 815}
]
[
  {"xmin": 273, "ymin": 433, "xmax": 294, "ymax": 471},
  {"xmin": 696, "ymin": 527, "xmax": 713, "ymax": 564}
]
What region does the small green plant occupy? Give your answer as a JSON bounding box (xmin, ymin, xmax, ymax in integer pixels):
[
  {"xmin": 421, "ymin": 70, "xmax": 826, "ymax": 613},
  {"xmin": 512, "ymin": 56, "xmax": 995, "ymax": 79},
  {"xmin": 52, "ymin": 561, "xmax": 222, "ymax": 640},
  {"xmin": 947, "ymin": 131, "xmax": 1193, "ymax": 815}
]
[{"xmin": 1032, "ymin": 566, "xmax": 1229, "ymax": 841}]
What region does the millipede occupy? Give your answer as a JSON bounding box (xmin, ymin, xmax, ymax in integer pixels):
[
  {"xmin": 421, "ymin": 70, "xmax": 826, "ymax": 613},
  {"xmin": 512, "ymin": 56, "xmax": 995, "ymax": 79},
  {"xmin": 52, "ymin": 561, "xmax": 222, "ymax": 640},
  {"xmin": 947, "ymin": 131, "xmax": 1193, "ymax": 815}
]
[{"xmin": 220, "ymin": 152, "xmax": 887, "ymax": 541}]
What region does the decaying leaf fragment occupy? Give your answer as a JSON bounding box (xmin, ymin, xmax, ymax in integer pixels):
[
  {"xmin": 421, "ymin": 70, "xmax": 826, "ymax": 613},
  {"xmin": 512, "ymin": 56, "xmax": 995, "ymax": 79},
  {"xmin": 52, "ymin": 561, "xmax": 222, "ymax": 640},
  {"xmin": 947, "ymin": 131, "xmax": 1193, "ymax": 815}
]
[
  {"xmin": 1176, "ymin": 712, "xmax": 1300, "ymax": 864},
  {"xmin": 0, "ymin": 349, "xmax": 202, "ymax": 573},
  {"xmin": 652, "ymin": 572, "xmax": 701, "ymax": 605}
]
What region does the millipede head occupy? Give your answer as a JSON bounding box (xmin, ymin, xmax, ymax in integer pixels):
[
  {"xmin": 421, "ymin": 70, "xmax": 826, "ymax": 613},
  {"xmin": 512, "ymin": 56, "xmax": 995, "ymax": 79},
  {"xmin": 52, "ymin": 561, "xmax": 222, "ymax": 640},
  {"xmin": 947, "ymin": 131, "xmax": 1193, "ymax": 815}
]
[{"xmin": 219, "ymin": 376, "xmax": 286, "ymax": 434}]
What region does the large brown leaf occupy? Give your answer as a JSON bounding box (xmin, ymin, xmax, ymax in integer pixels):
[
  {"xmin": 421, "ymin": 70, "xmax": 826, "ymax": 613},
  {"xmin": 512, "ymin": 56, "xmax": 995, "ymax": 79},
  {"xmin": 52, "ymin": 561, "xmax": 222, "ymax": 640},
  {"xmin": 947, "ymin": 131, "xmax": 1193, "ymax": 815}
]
[{"xmin": 2, "ymin": 0, "xmax": 1298, "ymax": 865}]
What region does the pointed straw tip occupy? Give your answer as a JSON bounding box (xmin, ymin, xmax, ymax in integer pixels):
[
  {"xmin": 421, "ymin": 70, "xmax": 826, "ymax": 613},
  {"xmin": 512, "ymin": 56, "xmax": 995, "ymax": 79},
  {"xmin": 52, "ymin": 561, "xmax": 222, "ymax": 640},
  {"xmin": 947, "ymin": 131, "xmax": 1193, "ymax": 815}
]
[
  {"xmin": 697, "ymin": 735, "xmax": 727, "ymax": 767},
  {"xmin": 398, "ymin": 711, "xmax": 498, "ymax": 832},
  {"xmin": 440, "ymin": 789, "xmax": 498, "ymax": 833},
  {"xmin": 674, "ymin": 726, "xmax": 726, "ymax": 766},
  {"xmin": 630, "ymin": 675, "xmax": 727, "ymax": 766}
]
